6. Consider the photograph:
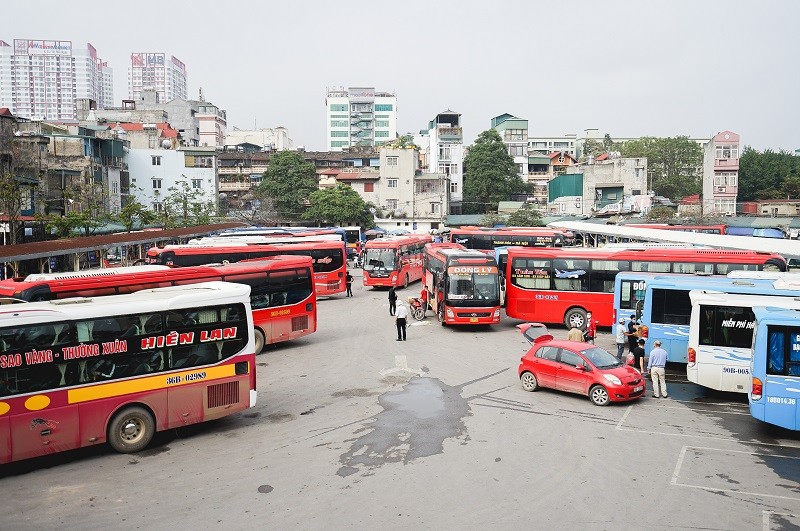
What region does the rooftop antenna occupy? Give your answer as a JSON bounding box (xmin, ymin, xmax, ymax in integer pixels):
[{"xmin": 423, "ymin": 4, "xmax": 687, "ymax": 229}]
[{"xmin": 198, "ymin": 87, "xmax": 204, "ymax": 101}]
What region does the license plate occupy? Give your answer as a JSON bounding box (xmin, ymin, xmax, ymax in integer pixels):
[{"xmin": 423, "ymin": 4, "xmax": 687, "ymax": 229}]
[
  {"xmin": 470, "ymin": 318, "xmax": 478, "ymax": 323},
  {"xmin": 634, "ymin": 386, "xmax": 643, "ymax": 392}
]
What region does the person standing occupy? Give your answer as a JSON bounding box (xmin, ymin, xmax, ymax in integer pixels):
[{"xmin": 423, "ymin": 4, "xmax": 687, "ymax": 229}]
[
  {"xmin": 585, "ymin": 312, "xmax": 597, "ymax": 343},
  {"xmin": 345, "ymin": 271, "xmax": 353, "ymax": 297},
  {"xmin": 567, "ymin": 326, "xmax": 585, "ymax": 342},
  {"xmin": 420, "ymin": 286, "xmax": 428, "ymax": 311},
  {"xmin": 395, "ymin": 301, "xmax": 408, "ymax": 341},
  {"xmin": 647, "ymin": 339, "xmax": 669, "ymax": 398},
  {"xmin": 388, "ymin": 286, "xmax": 397, "ymax": 316},
  {"xmin": 615, "ymin": 318, "xmax": 627, "ymax": 361},
  {"xmin": 627, "ymin": 314, "xmax": 639, "ymax": 353},
  {"xmin": 632, "ymin": 338, "xmax": 646, "ymax": 373}
]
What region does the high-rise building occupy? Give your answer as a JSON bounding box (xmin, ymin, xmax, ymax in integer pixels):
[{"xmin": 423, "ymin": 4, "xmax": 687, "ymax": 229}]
[
  {"xmin": 0, "ymin": 39, "xmax": 113, "ymax": 120},
  {"xmin": 128, "ymin": 53, "xmax": 187, "ymax": 103},
  {"xmin": 325, "ymin": 87, "xmax": 396, "ymax": 151},
  {"xmin": 425, "ymin": 111, "xmax": 464, "ymax": 212}
]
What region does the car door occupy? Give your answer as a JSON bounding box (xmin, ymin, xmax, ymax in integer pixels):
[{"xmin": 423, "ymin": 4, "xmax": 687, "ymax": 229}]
[
  {"xmin": 533, "ymin": 346, "xmax": 560, "ymax": 388},
  {"xmin": 556, "ymin": 349, "xmax": 591, "ymax": 394}
]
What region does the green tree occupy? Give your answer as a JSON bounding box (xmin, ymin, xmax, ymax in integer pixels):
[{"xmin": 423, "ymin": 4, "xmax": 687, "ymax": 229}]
[
  {"xmin": 738, "ymin": 147, "xmax": 800, "ymax": 201},
  {"xmin": 303, "ymin": 184, "xmax": 373, "ymax": 226},
  {"xmin": 478, "ymin": 212, "xmax": 507, "ymax": 227},
  {"xmin": 258, "ymin": 151, "xmax": 318, "ymax": 220},
  {"xmin": 602, "ymin": 133, "xmax": 616, "ymax": 153},
  {"xmin": 463, "ymin": 129, "xmax": 527, "ymax": 214},
  {"xmin": 384, "ymin": 134, "xmax": 417, "ymax": 150},
  {"xmin": 507, "ymin": 204, "xmax": 544, "ymax": 227},
  {"xmin": 115, "ymin": 185, "xmax": 156, "ymax": 232},
  {"xmin": 646, "ymin": 205, "xmax": 676, "ymax": 222},
  {"xmin": 67, "ymin": 176, "xmax": 110, "ymax": 235},
  {"xmin": 581, "ymin": 139, "xmax": 604, "ymax": 159},
  {"xmin": 161, "ymin": 179, "xmax": 215, "ymax": 228},
  {"xmin": 0, "ymin": 171, "xmax": 29, "ymax": 244},
  {"xmin": 620, "ymin": 136, "xmax": 702, "ymax": 201}
]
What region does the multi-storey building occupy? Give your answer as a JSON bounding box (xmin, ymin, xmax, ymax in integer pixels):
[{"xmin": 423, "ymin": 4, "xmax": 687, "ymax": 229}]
[
  {"xmin": 225, "ymin": 127, "xmax": 294, "ymax": 151},
  {"xmin": 491, "ymin": 113, "xmax": 528, "ymax": 177},
  {"xmin": 325, "ymin": 87, "xmax": 396, "ymax": 151},
  {"xmin": 128, "ymin": 53, "xmax": 187, "ymax": 103},
  {"xmin": 702, "ymin": 130, "xmax": 740, "ymax": 215},
  {"xmin": 0, "ymin": 39, "xmax": 113, "ymax": 120},
  {"xmin": 424, "ymin": 111, "xmax": 464, "ymax": 214}
]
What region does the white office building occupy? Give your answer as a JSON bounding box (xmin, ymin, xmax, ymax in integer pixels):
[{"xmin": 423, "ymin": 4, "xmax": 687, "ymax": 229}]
[
  {"xmin": 128, "ymin": 53, "xmax": 187, "ymax": 103},
  {"xmin": 0, "ymin": 39, "xmax": 113, "ymax": 120},
  {"xmin": 325, "ymin": 87, "xmax": 396, "ymax": 151}
]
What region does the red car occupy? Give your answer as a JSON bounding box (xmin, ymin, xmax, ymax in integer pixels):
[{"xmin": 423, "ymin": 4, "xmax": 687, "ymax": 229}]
[{"xmin": 517, "ymin": 323, "xmax": 645, "ymax": 406}]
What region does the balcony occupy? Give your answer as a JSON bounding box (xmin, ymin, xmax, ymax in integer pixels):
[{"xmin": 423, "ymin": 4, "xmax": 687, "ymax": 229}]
[{"xmin": 219, "ymin": 181, "xmax": 253, "ymax": 192}]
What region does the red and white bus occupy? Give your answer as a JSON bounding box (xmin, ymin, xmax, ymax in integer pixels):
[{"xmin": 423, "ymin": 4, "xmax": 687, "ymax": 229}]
[
  {"xmin": 0, "ymin": 281, "xmax": 256, "ymax": 463},
  {"xmin": 626, "ymin": 224, "xmax": 728, "ymax": 235},
  {"xmin": 146, "ymin": 240, "xmax": 347, "ymax": 297},
  {"xmin": 423, "ymin": 243, "xmax": 501, "ymax": 325},
  {"xmin": 447, "ymin": 226, "xmax": 574, "ymax": 250},
  {"xmin": 504, "ymin": 246, "xmax": 788, "ymax": 329},
  {"xmin": 362, "ymin": 234, "xmax": 431, "ymax": 288},
  {"xmin": 0, "ymin": 258, "xmax": 316, "ymax": 354}
]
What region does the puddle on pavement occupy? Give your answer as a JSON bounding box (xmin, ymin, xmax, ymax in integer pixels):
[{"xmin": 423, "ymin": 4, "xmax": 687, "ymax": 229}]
[{"xmin": 337, "ymin": 377, "xmax": 470, "ymax": 477}]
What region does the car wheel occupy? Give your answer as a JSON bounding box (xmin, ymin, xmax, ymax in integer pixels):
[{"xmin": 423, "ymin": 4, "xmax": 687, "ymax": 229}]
[
  {"xmin": 108, "ymin": 406, "xmax": 155, "ymax": 453},
  {"xmin": 564, "ymin": 308, "xmax": 587, "ymax": 329},
  {"xmin": 520, "ymin": 371, "xmax": 538, "ymax": 392},
  {"xmin": 589, "ymin": 385, "xmax": 610, "ymax": 406},
  {"xmin": 254, "ymin": 328, "xmax": 266, "ymax": 354}
]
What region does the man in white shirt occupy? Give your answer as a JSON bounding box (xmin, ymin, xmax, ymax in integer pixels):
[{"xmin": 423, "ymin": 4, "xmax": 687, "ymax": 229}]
[
  {"xmin": 615, "ymin": 318, "xmax": 627, "ymax": 361},
  {"xmin": 395, "ymin": 301, "xmax": 408, "ymax": 341}
]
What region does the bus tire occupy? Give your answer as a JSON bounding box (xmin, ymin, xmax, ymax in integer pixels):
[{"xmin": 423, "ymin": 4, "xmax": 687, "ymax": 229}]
[
  {"xmin": 588, "ymin": 385, "xmax": 610, "ymax": 406},
  {"xmin": 564, "ymin": 308, "xmax": 587, "ymax": 330},
  {"xmin": 108, "ymin": 406, "xmax": 155, "ymax": 453},
  {"xmin": 254, "ymin": 328, "xmax": 266, "ymax": 354},
  {"xmin": 438, "ymin": 306, "xmax": 447, "ymax": 327}
]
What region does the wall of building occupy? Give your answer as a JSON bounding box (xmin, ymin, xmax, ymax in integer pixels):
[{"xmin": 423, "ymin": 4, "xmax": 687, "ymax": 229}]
[{"xmin": 127, "ymin": 148, "xmax": 216, "ymax": 213}]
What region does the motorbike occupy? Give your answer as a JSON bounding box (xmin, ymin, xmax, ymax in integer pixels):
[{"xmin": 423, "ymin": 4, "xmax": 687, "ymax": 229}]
[{"xmin": 407, "ymin": 297, "xmax": 427, "ymax": 321}]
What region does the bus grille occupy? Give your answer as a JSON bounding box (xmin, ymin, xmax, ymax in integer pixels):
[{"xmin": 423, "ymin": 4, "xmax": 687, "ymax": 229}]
[
  {"xmin": 292, "ymin": 315, "xmax": 309, "ymax": 331},
  {"xmin": 455, "ymin": 311, "xmax": 492, "ymax": 318},
  {"xmin": 207, "ymin": 381, "xmax": 239, "ymax": 408}
]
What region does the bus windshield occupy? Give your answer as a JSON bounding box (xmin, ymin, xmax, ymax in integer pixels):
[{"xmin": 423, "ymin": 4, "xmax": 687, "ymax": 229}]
[
  {"xmin": 446, "ymin": 268, "xmax": 499, "ymax": 303},
  {"xmin": 364, "ymin": 249, "xmax": 397, "ymax": 271}
]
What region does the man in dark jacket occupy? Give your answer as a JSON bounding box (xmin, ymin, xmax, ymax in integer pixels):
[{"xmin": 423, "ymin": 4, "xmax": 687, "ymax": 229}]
[{"xmin": 388, "ymin": 286, "xmax": 397, "ymax": 316}]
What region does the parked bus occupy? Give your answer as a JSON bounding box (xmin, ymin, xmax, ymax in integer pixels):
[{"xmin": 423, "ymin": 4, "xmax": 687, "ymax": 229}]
[
  {"xmin": 0, "ymin": 258, "xmax": 316, "ymax": 354},
  {"xmin": 188, "ymin": 233, "xmax": 344, "ymax": 246},
  {"xmin": 505, "ymin": 246, "xmax": 787, "ymax": 330},
  {"xmin": 626, "ymin": 224, "xmax": 728, "ymax": 235},
  {"xmin": 614, "ymin": 272, "xmax": 800, "ymax": 363},
  {"xmin": 214, "ymin": 226, "xmax": 347, "ymax": 241},
  {"xmin": 688, "ymin": 289, "xmax": 800, "ymax": 393},
  {"xmin": 448, "ymin": 226, "xmax": 573, "ymax": 251},
  {"xmin": 749, "ymin": 306, "xmax": 800, "ymax": 430},
  {"xmin": 0, "ymin": 281, "xmax": 256, "ymax": 463},
  {"xmin": 423, "ymin": 243, "xmax": 501, "ymax": 326},
  {"xmin": 343, "ymin": 226, "xmax": 364, "ymax": 258},
  {"xmin": 362, "ymin": 234, "xmax": 430, "ymax": 288},
  {"xmin": 146, "ymin": 240, "xmax": 347, "ymax": 296}
]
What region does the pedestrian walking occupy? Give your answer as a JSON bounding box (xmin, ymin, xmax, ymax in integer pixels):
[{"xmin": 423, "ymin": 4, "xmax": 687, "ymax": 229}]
[
  {"xmin": 615, "ymin": 318, "xmax": 627, "ymax": 361},
  {"xmin": 567, "ymin": 326, "xmax": 585, "ymax": 342},
  {"xmin": 584, "ymin": 312, "xmax": 597, "ymax": 343},
  {"xmin": 345, "ymin": 271, "xmax": 353, "ymax": 297},
  {"xmin": 647, "ymin": 339, "xmax": 669, "ymax": 398},
  {"xmin": 395, "ymin": 301, "xmax": 408, "ymax": 341},
  {"xmin": 388, "ymin": 286, "xmax": 397, "ymax": 316},
  {"xmin": 632, "ymin": 338, "xmax": 646, "ymax": 373}
]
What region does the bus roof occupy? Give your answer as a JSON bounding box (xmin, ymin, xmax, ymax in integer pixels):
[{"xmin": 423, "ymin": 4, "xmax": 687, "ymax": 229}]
[
  {"xmin": 24, "ymin": 265, "xmax": 171, "ymax": 282},
  {"xmin": 506, "ymin": 246, "xmax": 783, "ymax": 260},
  {"xmin": 689, "ymin": 289, "xmax": 800, "ymax": 308},
  {"xmin": 188, "ymin": 234, "xmax": 343, "ymax": 245},
  {"xmin": 364, "ymin": 234, "xmax": 431, "ymax": 247},
  {"xmin": 618, "ymin": 273, "xmax": 800, "ymax": 294},
  {"xmin": 150, "ymin": 240, "xmax": 345, "ymax": 254},
  {"xmin": 752, "ymin": 305, "xmax": 800, "ymax": 322}
]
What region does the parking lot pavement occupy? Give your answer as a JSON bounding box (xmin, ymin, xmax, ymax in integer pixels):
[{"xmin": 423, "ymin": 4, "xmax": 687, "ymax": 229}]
[{"xmin": 1, "ymin": 273, "xmax": 799, "ymax": 529}]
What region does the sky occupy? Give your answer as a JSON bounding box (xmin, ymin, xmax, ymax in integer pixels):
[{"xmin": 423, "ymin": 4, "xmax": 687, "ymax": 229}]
[{"xmin": 5, "ymin": 0, "xmax": 799, "ymax": 152}]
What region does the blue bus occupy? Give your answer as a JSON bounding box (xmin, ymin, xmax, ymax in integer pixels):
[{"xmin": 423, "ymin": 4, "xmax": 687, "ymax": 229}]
[
  {"xmin": 750, "ymin": 306, "xmax": 800, "ymax": 430},
  {"xmin": 613, "ymin": 272, "xmax": 800, "ymax": 363}
]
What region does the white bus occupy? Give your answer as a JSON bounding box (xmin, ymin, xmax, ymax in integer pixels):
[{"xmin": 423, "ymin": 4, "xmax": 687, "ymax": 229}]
[
  {"xmin": 0, "ymin": 281, "xmax": 256, "ymax": 463},
  {"xmin": 687, "ymin": 289, "xmax": 800, "ymax": 393}
]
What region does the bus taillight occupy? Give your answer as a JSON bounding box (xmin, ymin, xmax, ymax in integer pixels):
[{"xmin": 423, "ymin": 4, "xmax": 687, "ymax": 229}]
[
  {"xmin": 687, "ymin": 348, "xmax": 696, "ymax": 363},
  {"xmin": 751, "ymin": 377, "xmax": 762, "ymax": 400}
]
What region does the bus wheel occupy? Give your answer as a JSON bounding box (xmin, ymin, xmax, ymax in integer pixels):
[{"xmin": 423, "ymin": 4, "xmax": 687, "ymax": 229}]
[
  {"xmin": 564, "ymin": 308, "xmax": 587, "ymax": 329},
  {"xmin": 108, "ymin": 406, "xmax": 155, "ymax": 453},
  {"xmin": 438, "ymin": 306, "xmax": 446, "ymax": 327},
  {"xmin": 254, "ymin": 329, "xmax": 266, "ymax": 354}
]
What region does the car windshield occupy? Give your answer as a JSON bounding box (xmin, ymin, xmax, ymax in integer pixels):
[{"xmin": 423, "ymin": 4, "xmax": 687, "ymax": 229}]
[
  {"xmin": 363, "ymin": 249, "xmax": 397, "ymax": 271},
  {"xmin": 581, "ymin": 346, "xmax": 621, "ymax": 369}
]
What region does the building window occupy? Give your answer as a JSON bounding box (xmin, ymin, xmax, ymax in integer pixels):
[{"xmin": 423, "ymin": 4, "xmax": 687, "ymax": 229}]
[
  {"xmin": 714, "ymin": 199, "xmax": 736, "ymax": 214},
  {"xmin": 375, "ymin": 120, "xmax": 389, "ymax": 127},
  {"xmin": 375, "ymin": 131, "xmax": 390, "ymax": 138},
  {"xmin": 431, "ymin": 203, "xmax": 441, "ymax": 215},
  {"xmin": 509, "ymin": 145, "xmax": 526, "ymax": 157},
  {"xmin": 331, "ymin": 131, "xmax": 349, "ymax": 137},
  {"xmin": 715, "ymin": 144, "xmax": 739, "ymax": 159},
  {"xmin": 151, "ymin": 155, "xmax": 162, "ymax": 166},
  {"xmin": 330, "ymin": 104, "xmax": 348, "ymax": 112},
  {"xmin": 714, "ymin": 172, "xmax": 738, "ymax": 186},
  {"xmin": 330, "ymin": 120, "xmax": 348, "ymax": 127},
  {"xmin": 439, "ymin": 145, "xmax": 452, "ymax": 161},
  {"xmin": 438, "ymin": 163, "xmax": 457, "ymax": 175},
  {"xmin": 450, "ymin": 181, "xmax": 458, "ymax": 193},
  {"xmin": 152, "ymin": 178, "xmax": 162, "ymax": 189},
  {"xmin": 331, "ymin": 141, "xmax": 349, "ymax": 147},
  {"xmin": 387, "ymin": 199, "xmax": 398, "ymax": 210},
  {"xmin": 364, "ymin": 182, "xmax": 374, "ymax": 192},
  {"xmin": 375, "ymin": 104, "xmax": 393, "ymax": 112},
  {"xmin": 192, "ymin": 179, "xmax": 202, "ymax": 189},
  {"xmin": 505, "ymin": 129, "xmax": 527, "ymax": 141},
  {"xmin": 386, "ymin": 156, "xmax": 398, "ymax": 166},
  {"xmin": 387, "ymin": 179, "xmax": 398, "ymax": 188},
  {"xmin": 152, "ymin": 201, "xmax": 164, "ymax": 213}
]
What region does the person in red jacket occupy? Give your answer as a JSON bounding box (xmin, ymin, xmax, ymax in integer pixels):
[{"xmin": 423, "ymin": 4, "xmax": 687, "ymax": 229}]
[{"xmin": 584, "ymin": 312, "xmax": 597, "ymax": 343}]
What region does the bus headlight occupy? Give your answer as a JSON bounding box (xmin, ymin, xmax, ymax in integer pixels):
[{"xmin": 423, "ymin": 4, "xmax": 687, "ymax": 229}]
[
  {"xmin": 751, "ymin": 377, "xmax": 762, "ymax": 401},
  {"xmin": 493, "ymin": 309, "xmax": 500, "ymax": 317},
  {"xmin": 446, "ymin": 308, "xmax": 454, "ymax": 318}
]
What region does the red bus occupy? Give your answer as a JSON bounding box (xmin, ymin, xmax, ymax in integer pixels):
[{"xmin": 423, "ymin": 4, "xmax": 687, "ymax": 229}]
[
  {"xmin": 504, "ymin": 246, "xmax": 788, "ymax": 329},
  {"xmin": 0, "ymin": 281, "xmax": 256, "ymax": 463},
  {"xmin": 423, "ymin": 243, "xmax": 502, "ymax": 325},
  {"xmin": 0, "ymin": 258, "xmax": 316, "ymax": 354},
  {"xmin": 362, "ymin": 234, "xmax": 431, "ymax": 288},
  {"xmin": 146, "ymin": 240, "xmax": 347, "ymax": 297},
  {"xmin": 626, "ymin": 224, "xmax": 728, "ymax": 235},
  {"xmin": 447, "ymin": 226, "xmax": 574, "ymax": 250}
]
